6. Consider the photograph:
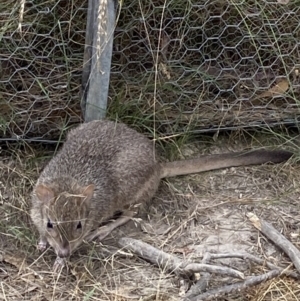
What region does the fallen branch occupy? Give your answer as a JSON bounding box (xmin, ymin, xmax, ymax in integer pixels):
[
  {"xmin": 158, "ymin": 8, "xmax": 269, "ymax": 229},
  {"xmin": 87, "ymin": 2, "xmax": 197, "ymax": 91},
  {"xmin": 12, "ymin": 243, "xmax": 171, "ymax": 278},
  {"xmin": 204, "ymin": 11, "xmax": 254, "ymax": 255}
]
[
  {"xmin": 185, "ymin": 269, "xmax": 281, "ymax": 301},
  {"xmin": 184, "ymin": 253, "xmax": 212, "ymax": 299},
  {"xmin": 118, "ymin": 237, "xmax": 244, "ymax": 279},
  {"xmin": 247, "ymin": 212, "xmax": 300, "ymax": 274},
  {"xmin": 184, "ymin": 251, "xmax": 299, "ymax": 299},
  {"xmin": 208, "ymin": 252, "xmax": 299, "ymax": 279}
]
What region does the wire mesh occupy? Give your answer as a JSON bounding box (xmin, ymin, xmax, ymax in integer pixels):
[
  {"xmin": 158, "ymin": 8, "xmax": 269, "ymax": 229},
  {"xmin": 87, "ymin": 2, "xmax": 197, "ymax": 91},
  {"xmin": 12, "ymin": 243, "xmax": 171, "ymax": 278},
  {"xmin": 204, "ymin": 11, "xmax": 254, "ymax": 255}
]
[
  {"xmin": 0, "ymin": 1, "xmax": 86, "ymax": 141},
  {"xmin": 109, "ymin": 0, "xmax": 300, "ymax": 134},
  {"xmin": 1, "ymin": 0, "xmax": 300, "ymax": 141}
]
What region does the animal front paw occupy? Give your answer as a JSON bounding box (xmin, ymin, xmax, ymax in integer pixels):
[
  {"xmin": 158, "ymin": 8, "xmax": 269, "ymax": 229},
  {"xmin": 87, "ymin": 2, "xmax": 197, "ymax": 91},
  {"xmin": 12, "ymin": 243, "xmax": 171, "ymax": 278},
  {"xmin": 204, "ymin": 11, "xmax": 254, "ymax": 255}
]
[
  {"xmin": 53, "ymin": 256, "xmax": 66, "ymax": 272},
  {"xmin": 37, "ymin": 238, "xmax": 48, "ymax": 251}
]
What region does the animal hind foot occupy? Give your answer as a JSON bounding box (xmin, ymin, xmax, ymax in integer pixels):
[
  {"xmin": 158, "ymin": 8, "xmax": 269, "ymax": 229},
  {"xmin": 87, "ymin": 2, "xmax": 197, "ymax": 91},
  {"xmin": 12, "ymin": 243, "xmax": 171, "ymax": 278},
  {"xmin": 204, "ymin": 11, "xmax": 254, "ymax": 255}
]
[{"xmin": 86, "ymin": 210, "xmax": 137, "ymax": 242}]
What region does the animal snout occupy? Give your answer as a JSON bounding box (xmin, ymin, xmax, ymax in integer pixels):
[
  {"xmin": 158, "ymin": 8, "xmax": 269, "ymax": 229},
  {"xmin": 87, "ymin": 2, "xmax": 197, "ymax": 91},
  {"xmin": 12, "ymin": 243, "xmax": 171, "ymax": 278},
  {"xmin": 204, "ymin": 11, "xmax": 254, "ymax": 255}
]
[{"xmin": 57, "ymin": 247, "xmax": 70, "ymax": 258}]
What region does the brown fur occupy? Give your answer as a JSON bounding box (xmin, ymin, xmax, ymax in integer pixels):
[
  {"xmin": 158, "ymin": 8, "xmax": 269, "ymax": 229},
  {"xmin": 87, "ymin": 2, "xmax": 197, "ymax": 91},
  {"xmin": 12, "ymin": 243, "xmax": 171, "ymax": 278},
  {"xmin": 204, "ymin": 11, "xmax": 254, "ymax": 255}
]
[{"xmin": 30, "ymin": 119, "xmax": 293, "ymax": 258}]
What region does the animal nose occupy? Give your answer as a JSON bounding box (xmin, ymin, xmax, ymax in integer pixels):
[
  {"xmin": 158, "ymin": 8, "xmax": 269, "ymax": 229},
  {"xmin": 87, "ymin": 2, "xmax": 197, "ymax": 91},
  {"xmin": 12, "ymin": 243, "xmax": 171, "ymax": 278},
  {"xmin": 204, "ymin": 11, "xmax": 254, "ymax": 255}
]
[{"xmin": 57, "ymin": 247, "xmax": 70, "ymax": 258}]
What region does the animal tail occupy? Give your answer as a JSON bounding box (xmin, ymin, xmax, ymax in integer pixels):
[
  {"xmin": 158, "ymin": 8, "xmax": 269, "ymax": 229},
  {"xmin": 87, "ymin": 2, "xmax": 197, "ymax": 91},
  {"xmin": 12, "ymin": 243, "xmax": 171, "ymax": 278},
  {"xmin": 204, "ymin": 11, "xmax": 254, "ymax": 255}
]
[{"xmin": 160, "ymin": 149, "xmax": 293, "ymax": 178}]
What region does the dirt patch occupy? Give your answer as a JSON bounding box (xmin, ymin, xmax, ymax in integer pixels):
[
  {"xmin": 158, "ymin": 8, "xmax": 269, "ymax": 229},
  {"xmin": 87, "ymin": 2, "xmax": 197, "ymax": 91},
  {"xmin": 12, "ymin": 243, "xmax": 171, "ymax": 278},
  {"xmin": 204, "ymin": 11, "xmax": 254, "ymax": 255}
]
[{"xmin": 1, "ymin": 133, "xmax": 300, "ymax": 300}]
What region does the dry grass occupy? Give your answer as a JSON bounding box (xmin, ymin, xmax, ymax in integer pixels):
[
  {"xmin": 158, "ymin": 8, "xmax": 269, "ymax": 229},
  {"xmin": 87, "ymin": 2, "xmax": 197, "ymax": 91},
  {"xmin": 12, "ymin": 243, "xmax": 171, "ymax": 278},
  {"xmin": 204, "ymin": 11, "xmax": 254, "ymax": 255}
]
[{"xmin": 1, "ymin": 130, "xmax": 300, "ymax": 300}]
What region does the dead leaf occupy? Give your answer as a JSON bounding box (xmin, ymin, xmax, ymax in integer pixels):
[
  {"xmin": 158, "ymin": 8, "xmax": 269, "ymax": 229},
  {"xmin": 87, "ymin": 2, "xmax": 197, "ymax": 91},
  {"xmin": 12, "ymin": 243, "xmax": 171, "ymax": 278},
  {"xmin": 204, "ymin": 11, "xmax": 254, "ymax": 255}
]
[
  {"xmin": 259, "ymin": 79, "xmax": 289, "ymax": 98},
  {"xmin": 251, "ymin": 78, "xmax": 289, "ymax": 104}
]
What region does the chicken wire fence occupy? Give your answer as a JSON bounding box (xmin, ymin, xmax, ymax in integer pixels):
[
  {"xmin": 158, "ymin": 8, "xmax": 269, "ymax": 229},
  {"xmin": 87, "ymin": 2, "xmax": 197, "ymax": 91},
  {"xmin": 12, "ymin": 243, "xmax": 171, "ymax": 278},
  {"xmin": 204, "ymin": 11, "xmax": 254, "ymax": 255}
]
[{"xmin": 1, "ymin": 0, "xmax": 300, "ymax": 141}]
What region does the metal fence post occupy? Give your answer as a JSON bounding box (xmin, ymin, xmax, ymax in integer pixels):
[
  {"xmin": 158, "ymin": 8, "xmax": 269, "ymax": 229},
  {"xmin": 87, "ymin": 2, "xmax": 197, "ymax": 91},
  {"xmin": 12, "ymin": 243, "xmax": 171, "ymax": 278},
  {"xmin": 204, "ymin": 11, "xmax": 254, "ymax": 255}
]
[{"xmin": 82, "ymin": 0, "xmax": 115, "ymax": 122}]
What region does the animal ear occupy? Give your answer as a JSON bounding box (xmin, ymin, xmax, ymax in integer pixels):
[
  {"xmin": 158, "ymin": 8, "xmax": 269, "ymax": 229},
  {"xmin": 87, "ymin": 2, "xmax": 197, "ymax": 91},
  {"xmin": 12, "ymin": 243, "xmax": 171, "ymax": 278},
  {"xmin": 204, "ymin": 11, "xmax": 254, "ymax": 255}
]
[
  {"xmin": 82, "ymin": 184, "xmax": 95, "ymax": 202},
  {"xmin": 35, "ymin": 184, "xmax": 55, "ymax": 203}
]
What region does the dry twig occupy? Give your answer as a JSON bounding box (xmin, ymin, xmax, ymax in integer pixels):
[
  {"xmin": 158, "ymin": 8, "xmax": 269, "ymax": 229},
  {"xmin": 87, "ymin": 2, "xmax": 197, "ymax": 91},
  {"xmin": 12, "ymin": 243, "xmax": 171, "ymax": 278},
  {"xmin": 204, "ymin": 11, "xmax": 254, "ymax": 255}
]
[
  {"xmin": 184, "ymin": 251, "xmax": 299, "ymax": 299},
  {"xmin": 118, "ymin": 237, "xmax": 244, "ymax": 279},
  {"xmin": 185, "ymin": 269, "xmax": 281, "ymax": 301},
  {"xmin": 184, "ymin": 253, "xmax": 212, "ymax": 299},
  {"xmin": 247, "ymin": 212, "xmax": 300, "ymax": 274},
  {"xmin": 209, "ymin": 252, "xmax": 299, "ymax": 279}
]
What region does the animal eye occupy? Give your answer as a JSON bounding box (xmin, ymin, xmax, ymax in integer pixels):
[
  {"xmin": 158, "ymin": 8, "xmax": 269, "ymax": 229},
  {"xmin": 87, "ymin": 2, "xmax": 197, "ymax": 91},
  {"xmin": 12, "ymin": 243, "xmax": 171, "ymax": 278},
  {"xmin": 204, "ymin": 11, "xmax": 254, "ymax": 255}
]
[
  {"xmin": 76, "ymin": 221, "xmax": 82, "ymax": 229},
  {"xmin": 47, "ymin": 219, "xmax": 53, "ymax": 229}
]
